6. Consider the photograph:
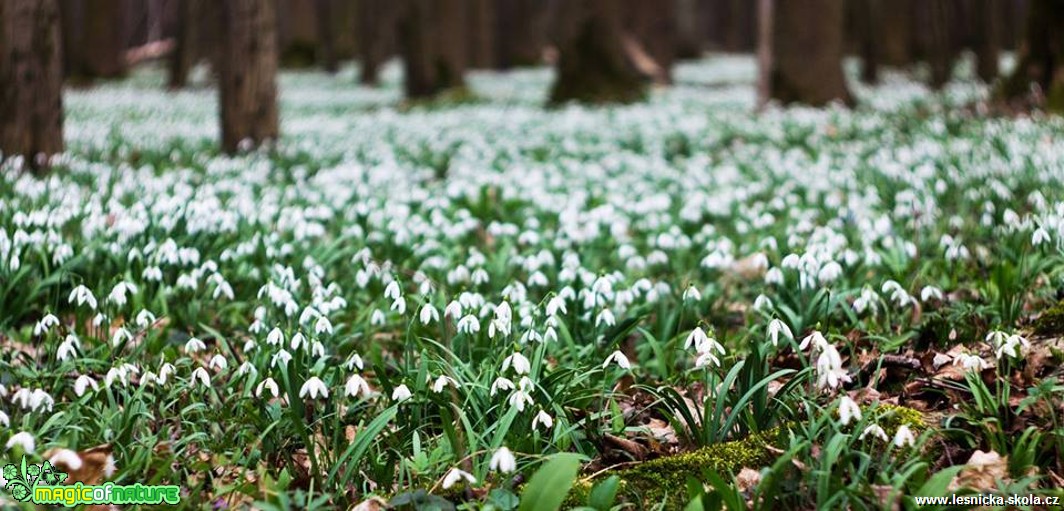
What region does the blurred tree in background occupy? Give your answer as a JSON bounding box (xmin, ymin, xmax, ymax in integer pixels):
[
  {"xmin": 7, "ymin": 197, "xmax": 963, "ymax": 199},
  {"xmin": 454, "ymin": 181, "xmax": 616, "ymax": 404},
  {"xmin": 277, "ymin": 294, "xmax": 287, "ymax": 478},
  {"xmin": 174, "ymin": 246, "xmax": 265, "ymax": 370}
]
[{"xmin": 2, "ymin": 0, "xmax": 1062, "ymax": 168}]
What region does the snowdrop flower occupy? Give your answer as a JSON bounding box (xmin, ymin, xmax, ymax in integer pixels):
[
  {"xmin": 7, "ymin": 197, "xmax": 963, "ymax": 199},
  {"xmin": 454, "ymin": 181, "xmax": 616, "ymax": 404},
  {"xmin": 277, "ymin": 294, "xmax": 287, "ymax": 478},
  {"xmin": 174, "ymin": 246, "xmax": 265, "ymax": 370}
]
[
  {"xmin": 684, "ymin": 327, "xmax": 709, "ymax": 351},
  {"xmin": 310, "ymin": 341, "xmax": 325, "ymax": 358},
  {"xmin": 995, "ymin": 333, "xmax": 1029, "ymax": 360},
  {"xmin": 489, "ymin": 302, "xmax": 513, "ymax": 338},
  {"xmin": 490, "ymin": 447, "xmax": 517, "ymax": 473},
  {"xmin": 595, "ymin": 308, "xmax": 616, "ymax": 327},
  {"xmin": 384, "ymin": 280, "xmax": 401, "ymax": 301},
  {"xmin": 158, "ymin": 363, "xmax": 176, "ymax": 385},
  {"xmin": 442, "ymin": 468, "xmax": 476, "ymax": 489},
  {"xmin": 419, "ymin": 304, "xmax": 440, "ymax": 325},
  {"xmin": 695, "ymin": 350, "xmax": 721, "ymax": 368},
  {"xmin": 892, "ymin": 425, "xmax": 916, "ymax": 448},
  {"xmin": 457, "ymin": 314, "xmax": 480, "ymax": 334},
  {"xmin": 444, "ymin": 300, "xmax": 463, "ymax": 319},
  {"xmin": 271, "ymin": 349, "xmax": 293, "ymax": 368},
  {"xmin": 391, "ymin": 297, "xmax": 407, "ymax": 314},
  {"xmin": 1033, "ymin": 226, "xmax": 1051, "ymax": 246},
  {"xmin": 256, "ymin": 378, "xmax": 280, "ymax": 398},
  {"xmin": 546, "ymin": 295, "xmax": 567, "ymax": 316},
  {"xmin": 860, "ymin": 424, "xmax": 888, "ymax": 442},
  {"xmin": 370, "ymin": 309, "xmax": 386, "ymax": 326},
  {"xmin": 345, "ymin": 353, "xmax": 365, "ymax": 371},
  {"xmin": 432, "ymin": 375, "xmax": 458, "ymax": 393},
  {"xmin": 532, "ymin": 410, "xmax": 554, "ymax": 430},
  {"xmin": 208, "ymin": 354, "xmax": 228, "ymax": 371},
  {"xmin": 190, "ymin": 367, "xmax": 211, "ymax": 389},
  {"xmin": 838, "ymin": 396, "xmax": 862, "ymax": 426},
  {"xmin": 752, "ymin": 294, "xmax": 773, "ymax": 311},
  {"xmin": 314, "ymin": 315, "xmax": 333, "ymax": 335},
  {"xmin": 68, "ymin": 285, "xmax": 98, "ymax": 310},
  {"xmin": 0, "ymin": 411, "xmax": 7, "ymax": 428},
  {"xmin": 501, "ymin": 352, "xmax": 531, "ymax": 375},
  {"xmin": 345, "ymin": 374, "xmax": 371, "ymax": 398},
  {"xmin": 290, "ymin": 332, "xmax": 306, "ymax": 351},
  {"xmin": 6, "ymin": 432, "xmax": 35, "ymax": 453},
  {"xmin": 767, "ymin": 318, "xmax": 793, "ymax": 347},
  {"xmin": 57, "ymin": 338, "xmax": 79, "ymax": 361},
  {"xmin": 236, "ymin": 361, "xmax": 257, "ymax": 377},
  {"xmin": 603, "ymin": 350, "xmax": 631, "ymax": 370},
  {"xmin": 508, "ymin": 388, "xmax": 533, "ymax": 411},
  {"xmin": 73, "ymin": 375, "xmax": 98, "ymax": 397},
  {"xmin": 142, "ymin": 266, "xmax": 163, "ymax": 282},
  {"xmin": 392, "ymin": 384, "xmax": 412, "ymax": 402},
  {"xmin": 765, "ymin": 267, "xmax": 785, "ymax": 286},
  {"xmin": 799, "ymin": 331, "xmax": 829, "ymax": 352},
  {"xmin": 34, "ymin": 314, "xmax": 60, "ymax": 336},
  {"xmin": 953, "ymin": 352, "xmax": 989, "ymax": 372},
  {"xmin": 107, "ymin": 281, "xmax": 138, "ymax": 307},
  {"xmin": 490, "ymin": 377, "xmax": 515, "ymax": 396},
  {"xmin": 266, "ymin": 327, "xmax": 284, "ymax": 346},
  {"xmin": 683, "ymin": 285, "xmax": 701, "ymax": 302},
  {"xmin": 184, "ymin": 337, "xmax": 206, "ymax": 353},
  {"xmin": 817, "ymin": 261, "xmax": 843, "ymax": 284},
  {"xmin": 299, "ymin": 377, "xmax": 329, "ymax": 399},
  {"xmin": 135, "ymin": 309, "xmax": 156, "ymax": 329},
  {"xmin": 815, "ymin": 344, "xmax": 850, "ymax": 390},
  {"xmin": 110, "ymin": 327, "xmax": 132, "ymax": 347},
  {"xmin": 920, "ymin": 286, "xmax": 943, "ymax": 302}
]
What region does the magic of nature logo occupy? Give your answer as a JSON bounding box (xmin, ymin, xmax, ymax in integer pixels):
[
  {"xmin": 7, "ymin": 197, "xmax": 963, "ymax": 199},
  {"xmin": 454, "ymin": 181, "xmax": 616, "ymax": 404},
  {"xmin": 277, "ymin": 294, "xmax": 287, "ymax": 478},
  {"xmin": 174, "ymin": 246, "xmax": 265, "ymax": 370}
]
[{"xmin": 3, "ymin": 456, "xmax": 181, "ymax": 507}]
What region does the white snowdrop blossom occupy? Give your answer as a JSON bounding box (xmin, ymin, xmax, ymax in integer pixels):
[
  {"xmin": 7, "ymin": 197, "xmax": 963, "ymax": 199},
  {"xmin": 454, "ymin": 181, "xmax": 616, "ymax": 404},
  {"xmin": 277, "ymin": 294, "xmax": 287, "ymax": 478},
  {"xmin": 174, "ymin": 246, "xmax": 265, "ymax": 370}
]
[
  {"xmin": 190, "ymin": 367, "xmax": 211, "ymax": 389},
  {"xmin": 532, "ymin": 409, "xmax": 554, "ymax": 430},
  {"xmin": 457, "ymin": 314, "xmax": 481, "ymax": 334},
  {"xmin": 345, "ymin": 374, "xmax": 371, "ymax": 398},
  {"xmin": 860, "ymin": 424, "xmax": 889, "ymax": 442},
  {"xmin": 299, "ymin": 377, "xmax": 329, "ymax": 399},
  {"xmin": 502, "ymin": 352, "xmax": 531, "ymax": 375},
  {"xmin": 442, "ymin": 468, "xmax": 476, "ymax": 489},
  {"xmin": 74, "ymin": 375, "xmax": 98, "ymax": 397},
  {"xmin": 490, "ymin": 377, "xmax": 515, "ymax": 396},
  {"xmin": 683, "ymin": 285, "xmax": 701, "ymax": 302},
  {"xmin": 6, "ymin": 432, "xmax": 35, "ymax": 453},
  {"xmin": 892, "ymin": 425, "xmax": 916, "ymax": 448},
  {"xmin": 256, "ymin": 378, "xmax": 280, "ymax": 398},
  {"xmin": 490, "ymin": 447, "xmax": 517, "ymax": 473},
  {"xmin": 432, "ymin": 375, "xmax": 458, "ymax": 393},
  {"xmin": 392, "ymin": 384, "xmax": 412, "ymax": 402},
  {"xmin": 838, "ymin": 396, "xmax": 862, "ymax": 426},
  {"xmin": 767, "ymin": 318, "xmax": 793, "ymax": 347},
  {"xmin": 208, "ymin": 354, "xmax": 228, "ymax": 371},
  {"xmin": 184, "ymin": 337, "xmax": 207, "ymax": 353},
  {"xmin": 419, "ymin": 303, "xmax": 440, "ymax": 325},
  {"xmin": 1032, "ymin": 226, "xmax": 1051, "ymax": 246},
  {"xmin": 603, "ymin": 350, "xmax": 631, "ymax": 370}
]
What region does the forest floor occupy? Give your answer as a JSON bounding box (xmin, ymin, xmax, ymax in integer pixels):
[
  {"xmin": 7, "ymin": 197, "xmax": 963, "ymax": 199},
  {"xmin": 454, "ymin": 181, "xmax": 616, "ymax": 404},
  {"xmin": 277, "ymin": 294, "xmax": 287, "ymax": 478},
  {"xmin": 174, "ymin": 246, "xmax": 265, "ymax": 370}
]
[{"xmin": 2, "ymin": 55, "xmax": 1064, "ymax": 510}]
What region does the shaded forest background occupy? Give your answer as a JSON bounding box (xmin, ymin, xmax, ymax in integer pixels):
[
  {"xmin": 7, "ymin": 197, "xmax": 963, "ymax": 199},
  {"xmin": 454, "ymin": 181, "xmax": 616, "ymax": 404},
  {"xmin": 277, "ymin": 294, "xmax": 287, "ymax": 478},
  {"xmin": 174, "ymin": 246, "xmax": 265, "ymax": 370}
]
[{"xmin": 2, "ymin": 0, "xmax": 1063, "ymax": 166}]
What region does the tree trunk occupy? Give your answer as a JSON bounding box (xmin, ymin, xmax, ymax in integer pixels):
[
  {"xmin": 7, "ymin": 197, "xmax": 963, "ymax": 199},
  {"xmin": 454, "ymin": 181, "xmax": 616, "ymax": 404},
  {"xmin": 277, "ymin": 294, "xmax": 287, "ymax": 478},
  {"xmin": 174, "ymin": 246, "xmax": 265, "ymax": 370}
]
[
  {"xmin": 398, "ymin": 0, "xmax": 467, "ymax": 99},
  {"xmin": 622, "ymin": 0, "xmax": 675, "ymax": 84},
  {"xmin": 973, "ymin": 0, "xmax": 1000, "ymax": 82},
  {"xmin": 0, "ymin": 0, "xmax": 64, "ymax": 170},
  {"xmin": 758, "ymin": 0, "xmax": 852, "ymax": 107},
  {"xmin": 997, "ymin": 0, "xmax": 1064, "ymax": 113},
  {"xmin": 496, "ymin": 0, "xmax": 548, "ymax": 68},
  {"xmin": 316, "ymin": 0, "xmax": 338, "ymax": 73},
  {"xmin": 673, "ymin": 0, "xmax": 704, "ymax": 59},
  {"xmin": 918, "ymin": 0, "xmax": 954, "ymax": 89},
  {"xmin": 855, "ymin": 0, "xmax": 881, "ymax": 83},
  {"xmin": 168, "ymin": 0, "xmax": 199, "ymax": 88},
  {"xmin": 548, "ymin": 0, "xmax": 648, "ymax": 104},
  {"xmin": 218, "ymin": 0, "xmax": 279, "ymax": 153},
  {"xmin": 467, "ymin": 0, "xmax": 496, "ymax": 69},
  {"xmin": 358, "ymin": 0, "xmax": 395, "ymax": 85},
  {"xmin": 82, "ymin": 0, "xmax": 128, "ymax": 78},
  {"xmin": 879, "ymin": 0, "xmax": 913, "ymax": 66}
]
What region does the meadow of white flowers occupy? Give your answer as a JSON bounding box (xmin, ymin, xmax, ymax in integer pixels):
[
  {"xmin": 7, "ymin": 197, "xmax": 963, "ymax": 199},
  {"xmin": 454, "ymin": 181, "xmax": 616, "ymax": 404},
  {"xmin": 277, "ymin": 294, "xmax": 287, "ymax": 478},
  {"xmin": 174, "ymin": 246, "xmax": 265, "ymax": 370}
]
[{"xmin": 1, "ymin": 56, "xmax": 1063, "ymax": 509}]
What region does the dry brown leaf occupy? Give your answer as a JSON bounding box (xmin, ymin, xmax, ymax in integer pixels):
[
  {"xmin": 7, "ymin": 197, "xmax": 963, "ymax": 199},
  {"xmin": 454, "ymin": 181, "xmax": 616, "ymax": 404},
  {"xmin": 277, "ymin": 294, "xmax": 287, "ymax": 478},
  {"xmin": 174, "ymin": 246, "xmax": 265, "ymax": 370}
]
[
  {"xmin": 954, "ymin": 450, "xmax": 1009, "ymax": 492},
  {"xmin": 736, "ymin": 467, "xmax": 761, "ymax": 493}
]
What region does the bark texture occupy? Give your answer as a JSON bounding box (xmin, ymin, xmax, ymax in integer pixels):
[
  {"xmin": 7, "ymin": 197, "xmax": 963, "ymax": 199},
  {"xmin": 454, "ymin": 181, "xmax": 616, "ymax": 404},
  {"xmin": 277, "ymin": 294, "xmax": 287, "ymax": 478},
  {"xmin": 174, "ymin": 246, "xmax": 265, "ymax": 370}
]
[
  {"xmin": 997, "ymin": 0, "xmax": 1064, "ymax": 112},
  {"xmin": 1, "ymin": 0, "xmax": 64, "ymax": 169},
  {"xmin": 549, "ymin": 0, "xmax": 648, "ymax": 104},
  {"xmin": 622, "ymin": 0, "xmax": 675, "ymax": 84},
  {"xmin": 467, "ymin": 0, "xmax": 496, "ymax": 69},
  {"xmin": 82, "ymin": 0, "xmax": 128, "ymax": 78},
  {"xmin": 973, "ymin": 0, "xmax": 1001, "ymax": 82},
  {"xmin": 496, "ymin": 0, "xmax": 548, "ymax": 68},
  {"xmin": 397, "ymin": 0, "xmax": 467, "ymax": 99},
  {"xmin": 358, "ymin": 0, "xmax": 396, "ymax": 85},
  {"xmin": 218, "ymin": 0, "xmax": 279, "ymax": 153},
  {"xmin": 168, "ymin": 0, "xmax": 200, "ymax": 88},
  {"xmin": 757, "ymin": 0, "xmax": 852, "ymax": 107}
]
